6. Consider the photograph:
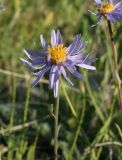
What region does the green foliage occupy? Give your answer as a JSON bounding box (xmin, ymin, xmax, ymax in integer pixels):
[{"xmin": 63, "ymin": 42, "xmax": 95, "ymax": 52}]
[{"xmin": 0, "ymin": 0, "xmax": 122, "ymax": 159}]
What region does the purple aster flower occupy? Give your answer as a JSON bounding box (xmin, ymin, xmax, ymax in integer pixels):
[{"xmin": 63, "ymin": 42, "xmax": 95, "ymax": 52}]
[
  {"xmin": 91, "ymin": 0, "xmax": 122, "ymax": 27},
  {"xmin": 20, "ymin": 29, "xmax": 96, "ymax": 97}
]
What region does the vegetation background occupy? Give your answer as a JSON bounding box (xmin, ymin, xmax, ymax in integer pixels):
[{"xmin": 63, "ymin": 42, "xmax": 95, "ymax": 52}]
[{"xmin": 0, "ymin": 0, "xmax": 122, "ymax": 159}]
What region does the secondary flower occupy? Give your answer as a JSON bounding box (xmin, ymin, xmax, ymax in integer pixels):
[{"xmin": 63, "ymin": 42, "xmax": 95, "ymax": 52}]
[
  {"xmin": 20, "ymin": 29, "xmax": 96, "ymax": 97},
  {"xmin": 91, "ymin": 0, "xmax": 122, "ymax": 26}
]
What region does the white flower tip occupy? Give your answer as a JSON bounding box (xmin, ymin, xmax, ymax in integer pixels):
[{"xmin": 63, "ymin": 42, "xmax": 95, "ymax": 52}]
[
  {"xmin": 91, "ymin": 24, "xmax": 96, "ymax": 28},
  {"xmin": 92, "ymin": 67, "xmax": 96, "ymax": 70},
  {"xmin": 23, "ymin": 49, "xmax": 28, "ymax": 53},
  {"xmin": 88, "ymin": 10, "xmax": 96, "ymax": 15},
  {"xmin": 40, "ymin": 34, "xmax": 43, "ymax": 39},
  {"xmin": 71, "ymin": 83, "xmax": 74, "ymax": 86},
  {"xmin": 88, "ymin": 66, "xmax": 96, "ymax": 70},
  {"xmin": 20, "ymin": 58, "xmax": 24, "ymax": 61},
  {"xmin": 32, "ymin": 72, "xmax": 38, "ymax": 76}
]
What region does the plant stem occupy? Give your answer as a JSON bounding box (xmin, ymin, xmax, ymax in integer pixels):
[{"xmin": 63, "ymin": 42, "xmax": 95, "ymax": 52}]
[
  {"xmin": 23, "ymin": 78, "xmax": 31, "ymax": 123},
  {"xmin": 9, "ymin": 76, "xmax": 16, "ymax": 131},
  {"xmin": 107, "ymin": 20, "xmax": 122, "ymax": 108},
  {"xmin": 54, "ymin": 90, "xmax": 60, "ymax": 160},
  {"xmin": 69, "ymin": 103, "xmax": 86, "ymax": 158}
]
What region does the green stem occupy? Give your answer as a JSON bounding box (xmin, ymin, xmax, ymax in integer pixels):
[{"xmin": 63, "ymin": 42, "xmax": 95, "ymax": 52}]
[
  {"xmin": 107, "ymin": 20, "xmax": 122, "ymax": 108},
  {"xmin": 9, "ymin": 76, "xmax": 16, "ymax": 131},
  {"xmin": 69, "ymin": 103, "xmax": 86, "ymax": 158},
  {"xmin": 23, "ymin": 78, "xmax": 31, "ymax": 123},
  {"xmin": 54, "ymin": 89, "xmax": 60, "ymax": 160}
]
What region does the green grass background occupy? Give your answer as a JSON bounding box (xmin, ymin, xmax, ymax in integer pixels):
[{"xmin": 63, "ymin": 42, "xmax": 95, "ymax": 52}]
[{"xmin": 0, "ymin": 0, "xmax": 122, "ymax": 159}]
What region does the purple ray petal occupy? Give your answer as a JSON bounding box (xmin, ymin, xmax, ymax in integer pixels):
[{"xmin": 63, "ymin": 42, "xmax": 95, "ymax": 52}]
[
  {"xmin": 83, "ymin": 58, "xmax": 97, "ymax": 64},
  {"xmin": 57, "ymin": 30, "xmax": 63, "ymax": 44},
  {"xmin": 68, "ymin": 35, "xmax": 81, "ymax": 55},
  {"xmin": 32, "ymin": 60, "xmax": 46, "ymax": 66},
  {"xmin": 26, "ymin": 50, "xmax": 46, "ymax": 57},
  {"xmin": 61, "ymin": 66, "xmax": 73, "ymax": 86},
  {"xmin": 40, "ymin": 35, "xmax": 48, "ymax": 51},
  {"xmin": 68, "ymin": 52, "xmax": 90, "ymax": 61},
  {"xmin": 51, "ymin": 29, "xmax": 57, "ymax": 46},
  {"xmin": 91, "ymin": 15, "xmax": 102, "ymax": 27},
  {"xmin": 76, "ymin": 63, "xmax": 96, "ymax": 70},
  {"xmin": 23, "ymin": 50, "xmax": 47, "ymax": 62},
  {"xmin": 49, "ymin": 65, "xmax": 58, "ymax": 89},
  {"xmin": 112, "ymin": 11, "xmax": 122, "ymax": 17},
  {"xmin": 109, "ymin": 0, "xmax": 116, "ymax": 4},
  {"xmin": 114, "ymin": 17, "xmax": 122, "ymax": 23},
  {"xmin": 95, "ymin": 0, "xmax": 102, "ymax": 6},
  {"xmin": 115, "ymin": 1, "xmax": 122, "ymax": 9},
  {"xmin": 69, "ymin": 40, "xmax": 88, "ymax": 55},
  {"xmin": 23, "ymin": 50, "xmax": 36, "ymax": 60},
  {"xmin": 54, "ymin": 70, "xmax": 60, "ymax": 97},
  {"xmin": 88, "ymin": 10, "xmax": 97, "ymax": 15},
  {"xmin": 32, "ymin": 65, "xmax": 51, "ymax": 88},
  {"xmin": 69, "ymin": 38, "xmax": 88, "ymax": 55},
  {"xmin": 72, "ymin": 58, "xmax": 97, "ymax": 66},
  {"xmin": 64, "ymin": 63, "xmax": 83, "ymax": 79},
  {"xmin": 106, "ymin": 14, "xmax": 116, "ymax": 22},
  {"xmin": 67, "ymin": 34, "xmax": 81, "ymax": 55},
  {"xmin": 20, "ymin": 58, "xmax": 42, "ymax": 69},
  {"xmin": 74, "ymin": 41, "xmax": 88, "ymax": 54}
]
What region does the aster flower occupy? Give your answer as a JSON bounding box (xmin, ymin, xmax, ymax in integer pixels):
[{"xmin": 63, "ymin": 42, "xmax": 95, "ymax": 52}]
[
  {"xmin": 91, "ymin": 0, "xmax": 122, "ymax": 26},
  {"xmin": 20, "ymin": 29, "xmax": 96, "ymax": 97}
]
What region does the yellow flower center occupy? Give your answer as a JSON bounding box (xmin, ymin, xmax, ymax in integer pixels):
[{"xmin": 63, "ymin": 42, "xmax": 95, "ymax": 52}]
[
  {"xmin": 100, "ymin": 3, "xmax": 115, "ymax": 14},
  {"xmin": 48, "ymin": 44, "xmax": 67, "ymax": 64}
]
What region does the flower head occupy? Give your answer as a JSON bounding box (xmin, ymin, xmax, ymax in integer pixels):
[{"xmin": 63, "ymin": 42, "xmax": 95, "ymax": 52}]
[
  {"xmin": 91, "ymin": 0, "xmax": 122, "ymax": 26},
  {"xmin": 21, "ymin": 29, "xmax": 96, "ymax": 97}
]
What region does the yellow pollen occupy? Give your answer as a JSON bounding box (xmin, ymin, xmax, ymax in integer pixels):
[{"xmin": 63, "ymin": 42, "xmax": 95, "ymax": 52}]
[
  {"xmin": 100, "ymin": 3, "xmax": 115, "ymax": 14},
  {"xmin": 48, "ymin": 44, "xmax": 67, "ymax": 64}
]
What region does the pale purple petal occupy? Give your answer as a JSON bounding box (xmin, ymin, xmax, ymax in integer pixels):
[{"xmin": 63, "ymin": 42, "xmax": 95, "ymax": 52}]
[
  {"xmin": 54, "ymin": 70, "xmax": 60, "ymax": 97},
  {"xmin": 91, "ymin": 15, "xmax": 102, "ymax": 27},
  {"xmin": 32, "ymin": 65, "xmax": 51, "ymax": 87},
  {"xmin": 70, "ymin": 38, "xmax": 88, "ymax": 55},
  {"xmin": 109, "ymin": 0, "xmax": 116, "ymax": 4},
  {"xmin": 74, "ymin": 58, "xmax": 97, "ymax": 65},
  {"xmin": 20, "ymin": 58, "xmax": 42, "ymax": 69},
  {"xmin": 54, "ymin": 79, "xmax": 59, "ymax": 97},
  {"xmin": 112, "ymin": 11, "xmax": 122, "ymax": 17},
  {"xmin": 68, "ymin": 52, "xmax": 90, "ymax": 61},
  {"xmin": 26, "ymin": 50, "xmax": 46, "ymax": 57},
  {"xmin": 106, "ymin": 14, "xmax": 116, "ymax": 22},
  {"xmin": 115, "ymin": 1, "xmax": 122, "ymax": 9},
  {"xmin": 40, "ymin": 35, "xmax": 48, "ymax": 51},
  {"xmin": 83, "ymin": 58, "xmax": 97, "ymax": 64},
  {"xmin": 57, "ymin": 30, "xmax": 63, "ymax": 44},
  {"xmin": 76, "ymin": 63, "xmax": 96, "ymax": 70},
  {"xmin": 51, "ymin": 29, "xmax": 57, "ymax": 46},
  {"xmin": 64, "ymin": 63, "xmax": 83, "ymax": 79},
  {"xmin": 67, "ymin": 34, "xmax": 81, "ymax": 55},
  {"xmin": 75, "ymin": 41, "xmax": 88, "ymax": 53},
  {"xmin": 88, "ymin": 10, "xmax": 97, "ymax": 15},
  {"xmin": 61, "ymin": 66, "xmax": 73, "ymax": 86},
  {"xmin": 49, "ymin": 65, "xmax": 58, "ymax": 89},
  {"xmin": 114, "ymin": 17, "xmax": 122, "ymax": 23},
  {"xmin": 95, "ymin": 0, "xmax": 102, "ymax": 6},
  {"xmin": 23, "ymin": 50, "xmax": 47, "ymax": 62},
  {"xmin": 32, "ymin": 58, "xmax": 47, "ymax": 65},
  {"xmin": 23, "ymin": 50, "xmax": 36, "ymax": 60}
]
